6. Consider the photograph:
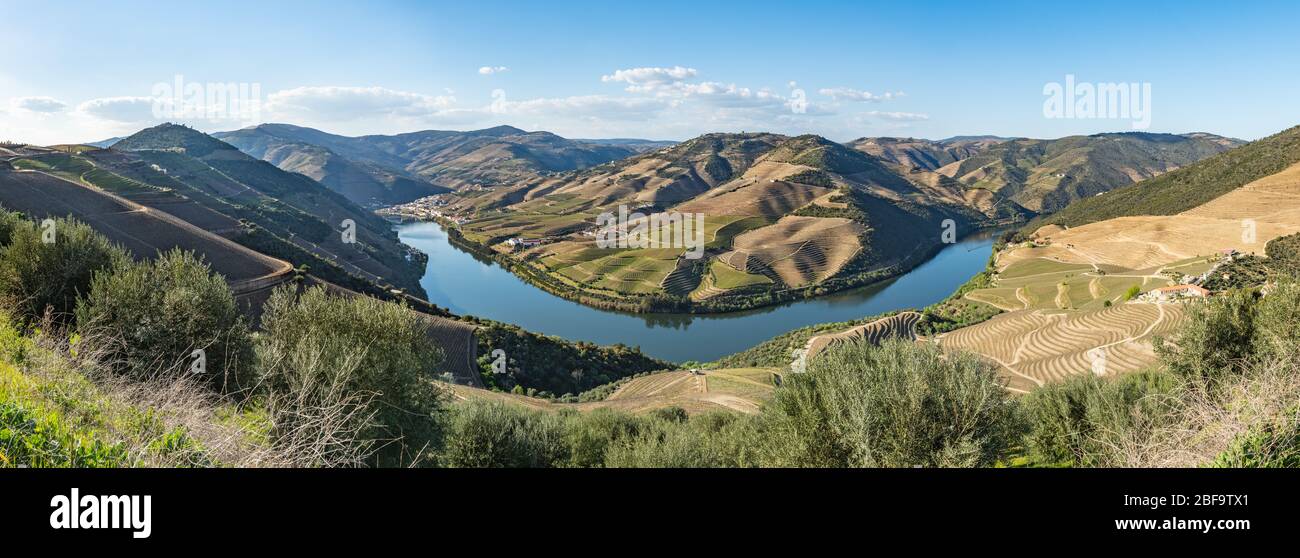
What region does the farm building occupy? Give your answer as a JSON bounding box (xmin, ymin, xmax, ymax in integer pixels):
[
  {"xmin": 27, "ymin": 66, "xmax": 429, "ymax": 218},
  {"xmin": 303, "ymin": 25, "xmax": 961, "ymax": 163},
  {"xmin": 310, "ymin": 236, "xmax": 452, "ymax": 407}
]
[
  {"xmin": 1145, "ymin": 284, "xmax": 1211, "ymax": 302},
  {"xmin": 507, "ymin": 237, "xmax": 543, "ymax": 248}
]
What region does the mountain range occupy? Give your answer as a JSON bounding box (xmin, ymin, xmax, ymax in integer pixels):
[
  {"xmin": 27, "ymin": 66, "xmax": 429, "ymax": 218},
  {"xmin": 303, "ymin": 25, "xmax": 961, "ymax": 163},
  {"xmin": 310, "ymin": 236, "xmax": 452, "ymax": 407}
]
[
  {"xmin": 214, "ymin": 124, "xmax": 669, "ymax": 207},
  {"xmin": 94, "ymin": 123, "xmax": 430, "ymax": 297},
  {"xmin": 850, "ymin": 132, "xmax": 1242, "ymax": 212}
]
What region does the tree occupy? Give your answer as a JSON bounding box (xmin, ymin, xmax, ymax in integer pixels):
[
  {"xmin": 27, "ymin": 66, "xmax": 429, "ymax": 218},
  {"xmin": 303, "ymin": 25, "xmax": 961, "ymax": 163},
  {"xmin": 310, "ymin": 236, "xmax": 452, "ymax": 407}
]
[
  {"xmin": 75, "ymin": 249, "xmax": 251, "ymax": 392},
  {"xmin": 256, "ymin": 286, "xmax": 446, "ymax": 467},
  {"xmin": 752, "ymin": 339, "xmax": 1022, "ymax": 467},
  {"xmin": 1155, "ymin": 289, "xmax": 1257, "ymax": 390},
  {"xmin": 0, "ymin": 216, "xmax": 129, "ymax": 325}
]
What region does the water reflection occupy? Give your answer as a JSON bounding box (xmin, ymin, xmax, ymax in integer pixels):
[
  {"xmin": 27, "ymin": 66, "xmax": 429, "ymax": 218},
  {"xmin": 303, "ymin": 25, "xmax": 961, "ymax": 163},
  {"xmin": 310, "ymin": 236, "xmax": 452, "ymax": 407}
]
[{"xmin": 395, "ymin": 219, "xmax": 1001, "ymax": 362}]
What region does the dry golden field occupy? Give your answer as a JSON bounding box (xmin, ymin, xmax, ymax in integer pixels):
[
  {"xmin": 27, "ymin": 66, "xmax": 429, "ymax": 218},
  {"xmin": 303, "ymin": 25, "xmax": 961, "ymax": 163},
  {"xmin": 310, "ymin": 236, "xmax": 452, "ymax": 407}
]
[
  {"xmin": 444, "ymin": 368, "xmax": 778, "ymax": 415},
  {"xmin": 1002, "ymin": 162, "xmax": 1300, "ymax": 271},
  {"xmin": 937, "ymin": 302, "xmax": 1186, "ymax": 393},
  {"xmin": 718, "ymin": 216, "xmax": 864, "ymax": 287},
  {"xmin": 804, "ymin": 312, "xmax": 921, "ymax": 361}
]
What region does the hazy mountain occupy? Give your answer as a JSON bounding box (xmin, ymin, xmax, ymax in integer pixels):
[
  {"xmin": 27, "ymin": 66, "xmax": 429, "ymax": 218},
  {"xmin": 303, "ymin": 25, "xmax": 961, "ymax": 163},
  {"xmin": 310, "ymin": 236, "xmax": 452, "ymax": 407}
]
[
  {"xmin": 850, "ymin": 133, "xmax": 1239, "ymax": 213},
  {"xmin": 216, "ymin": 123, "xmax": 644, "ymax": 198},
  {"xmin": 87, "ymin": 136, "xmax": 124, "ymax": 149},
  {"xmin": 849, "ymin": 136, "xmax": 1008, "ymax": 172},
  {"xmin": 215, "ymin": 125, "xmax": 447, "ymax": 207},
  {"xmin": 926, "ymin": 132, "xmax": 1241, "ymax": 213},
  {"xmin": 574, "ymin": 138, "xmax": 678, "ymax": 153}
]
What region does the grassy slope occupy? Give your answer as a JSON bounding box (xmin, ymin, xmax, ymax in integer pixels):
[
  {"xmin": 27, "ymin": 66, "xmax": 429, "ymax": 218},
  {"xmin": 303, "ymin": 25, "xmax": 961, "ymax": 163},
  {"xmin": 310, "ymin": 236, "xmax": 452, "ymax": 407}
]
[
  {"xmin": 1028, "ymin": 125, "xmax": 1300, "ymax": 231},
  {"xmin": 0, "ymin": 319, "xmax": 226, "ymax": 468}
]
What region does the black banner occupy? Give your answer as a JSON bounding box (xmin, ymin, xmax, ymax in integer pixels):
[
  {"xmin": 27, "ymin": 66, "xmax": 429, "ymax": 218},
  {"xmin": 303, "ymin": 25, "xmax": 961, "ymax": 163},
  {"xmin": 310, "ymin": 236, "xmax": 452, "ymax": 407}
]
[{"xmin": 1, "ymin": 468, "xmax": 1283, "ymax": 548}]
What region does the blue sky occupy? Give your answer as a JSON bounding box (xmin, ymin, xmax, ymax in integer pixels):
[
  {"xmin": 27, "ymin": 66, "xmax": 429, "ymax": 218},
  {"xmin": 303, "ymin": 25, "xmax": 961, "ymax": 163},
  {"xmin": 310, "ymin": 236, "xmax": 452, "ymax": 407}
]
[{"xmin": 3, "ymin": 0, "xmax": 1299, "ymax": 144}]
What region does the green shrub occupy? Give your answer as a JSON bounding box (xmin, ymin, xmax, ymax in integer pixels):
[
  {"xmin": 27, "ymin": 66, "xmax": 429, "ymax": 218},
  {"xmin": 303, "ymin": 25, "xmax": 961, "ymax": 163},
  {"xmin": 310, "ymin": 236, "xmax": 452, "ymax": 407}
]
[
  {"xmin": 1155, "ymin": 289, "xmax": 1257, "ymax": 390},
  {"xmin": 1021, "ymin": 372, "xmax": 1182, "ymax": 467},
  {"xmin": 562, "ymin": 408, "xmax": 646, "ymax": 468},
  {"xmin": 256, "ymin": 286, "xmax": 446, "ymax": 467},
  {"xmin": 1251, "ymin": 280, "xmax": 1300, "ymax": 364},
  {"xmin": 75, "ymin": 249, "xmax": 251, "ymax": 392},
  {"xmin": 0, "ymin": 216, "xmax": 129, "ymax": 324},
  {"xmin": 751, "ymin": 339, "xmax": 1022, "ymax": 467},
  {"xmin": 1209, "ymin": 412, "xmax": 1300, "ymax": 468},
  {"xmin": 604, "ymin": 411, "xmax": 754, "ymax": 468},
  {"xmin": 440, "ymin": 400, "xmax": 568, "ymax": 467},
  {"xmin": 0, "ymin": 401, "xmax": 131, "ymax": 467},
  {"xmin": 0, "ymin": 209, "xmax": 26, "ymax": 247}
]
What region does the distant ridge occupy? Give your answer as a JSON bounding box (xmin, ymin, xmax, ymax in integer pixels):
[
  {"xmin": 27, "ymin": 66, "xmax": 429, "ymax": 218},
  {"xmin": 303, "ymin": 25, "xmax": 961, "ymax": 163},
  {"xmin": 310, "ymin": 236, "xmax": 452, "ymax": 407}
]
[{"xmin": 216, "ymin": 123, "xmax": 644, "ymax": 199}]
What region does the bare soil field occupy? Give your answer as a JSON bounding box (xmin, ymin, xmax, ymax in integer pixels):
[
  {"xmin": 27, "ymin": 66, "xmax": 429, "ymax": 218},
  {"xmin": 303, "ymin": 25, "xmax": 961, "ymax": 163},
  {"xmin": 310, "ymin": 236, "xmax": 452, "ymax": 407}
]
[
  {"xmin": 1005, "ymin": 161, "xmax": 1300, "ymax": 270},
  {"xmin": 444, "ymin": 367, "xmax": 778, "ymax": 415},
  {"xmin": 719, "ymin": 216, "xmax": 864, "ymax": 287},
  {"xmin": 804, "ymin": 311, "xmax": 921, "ymax": 360},
  {"xmin": 937, "ymin": 302, "xmax": 1186, "ymax": 393}
]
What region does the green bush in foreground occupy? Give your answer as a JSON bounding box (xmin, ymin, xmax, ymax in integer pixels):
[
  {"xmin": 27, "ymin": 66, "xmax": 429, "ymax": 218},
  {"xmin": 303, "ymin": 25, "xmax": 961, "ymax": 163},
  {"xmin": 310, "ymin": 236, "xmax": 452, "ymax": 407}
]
[
  {"xmin": 256, "ymin": 286, "xmax": 446, "ymax": 467},
  {"xmin": 0, "ymin": 216, "xmax": 129, "ymax": 325},
  {"xmin": 1155, "ymin": 288, "xmax": 1256, "ymax": 391},
  {"xmin": 750, "ymin": 339, "xmax": 1022, "ymax": 468},
  {"xmin": 440, "ymin": 401, "xmax": 569, "ymax": 468},
  {"xmin": 439, "ymin": 400, "xmax": 754, "ymax": 468},
  {"xmin": 75, "ymin": 249, "xmax": 252, "ymax": 392},
  {"xmin": 1210, "ymin": 414, "xmax": 1300, "ymax": 468},
  {"xmin": 1021, "ymin": 371, "xmax": 1182, "ymax": 467}
]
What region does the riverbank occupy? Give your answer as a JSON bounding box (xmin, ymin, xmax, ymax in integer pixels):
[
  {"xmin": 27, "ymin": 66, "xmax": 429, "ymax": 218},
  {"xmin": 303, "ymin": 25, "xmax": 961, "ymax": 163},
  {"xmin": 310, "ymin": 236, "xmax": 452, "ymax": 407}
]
[
  {"xmin": 421, "ymin": 214, "xmax": 1011, "ymax": 316},
  {"xmin": 395, "ymin": 219, "xmax": 1005, "ymax": 362}
]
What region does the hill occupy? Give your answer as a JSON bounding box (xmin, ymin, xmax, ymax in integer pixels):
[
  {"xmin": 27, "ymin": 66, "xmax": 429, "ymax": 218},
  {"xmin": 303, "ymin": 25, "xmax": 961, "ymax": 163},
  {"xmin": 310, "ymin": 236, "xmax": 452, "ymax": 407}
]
[
  {"xmin": 0, "ymin": 166, "xmax": 294, "ymax": 316},
  {"xmin": 909, "ymin": 132, "xmax": 1241, "ymax": 213},
  {"xmin": 849, "ymin": 136, "xmax": 1007, "ymax": 171},
  {"xmin": 1029, "ymin": 125, "xmax": 1300, "ymax": 230},
  {"xmin": 935, "ymin": 128, "xmax": 1300, "ymax": 392},
  {"xmin": 446, "ymin": 367, "xmax": 777, "ymax": 415},
  {"xmin": 214, "ymin": 125, "xmax": 448, "ymax": 207},
  {"xmin": 422, "ymin": 132, "xmax": 1020, "ymax": 313},
  {"xmin": 71, "ymin": 124, "xmax": 428, "ymax": 296},
  {"xmin": 574, "ymin": 138, "xmax": 678, "ymax": 152},
  {"xmin": 216, "ymin": 123, "xmax": 642, "ymax": 195}
]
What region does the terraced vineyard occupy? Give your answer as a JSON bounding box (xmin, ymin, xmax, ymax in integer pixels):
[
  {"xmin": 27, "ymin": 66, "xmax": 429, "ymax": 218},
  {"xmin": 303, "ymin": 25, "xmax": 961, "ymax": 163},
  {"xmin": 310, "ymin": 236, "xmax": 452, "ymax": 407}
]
[
  {"xmin": 804, "ymin": 311, "xmax": 921, "ymax": 360},
  {"xmin": 0, "ymin": 169, "xmax": 290, "ymax": 288},
  {"xmin": 937, "ymin": 302, "xmax": 1186, "ymax": 393},
  {"xmin": 719, "ymin": 216, "xmax": 864, "ymax": 287},
  {"xmin": 554, "ymin": 248, "xmax": 682, "ymax": 294},
  {"xmin": 445, "ymin": 367, "xmax": 778, "ymax": 415}
]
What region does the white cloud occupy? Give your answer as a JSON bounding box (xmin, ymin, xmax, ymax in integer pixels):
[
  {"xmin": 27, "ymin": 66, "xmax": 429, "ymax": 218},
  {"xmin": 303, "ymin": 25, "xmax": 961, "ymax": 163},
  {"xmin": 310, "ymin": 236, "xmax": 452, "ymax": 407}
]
[
  {"xmin": 478, "ymin": 66, "xmax": 510, "ymax": 75},
  {"xmin": 11, "ymin": 96, "xmax": 68, "ymax": 113},
  {"xmin": 601, "ymin": 66, "xmax": 698, "ymax": 93},
  {"xmin": 818, "ymin": 87, "xmax": 905, "ymax": 103},
  {"xmin": 496, "ymin": 94, "xmax": 666, "ymax": 121},
  {"xmin": 265, "ymin": 86, "xmax": 455, "ymax": 121},
  {"xmin": 76, "ymin": 96, "xmax": 157, "ymax": 122},
  {"xmin": 864, "ymin": 110, "xmax": 929, "ymax": 121}
]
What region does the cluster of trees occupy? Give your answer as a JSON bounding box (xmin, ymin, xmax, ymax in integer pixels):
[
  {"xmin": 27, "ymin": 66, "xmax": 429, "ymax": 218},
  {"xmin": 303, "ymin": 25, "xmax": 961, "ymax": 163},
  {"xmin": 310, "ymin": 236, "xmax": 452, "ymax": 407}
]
[
  {"xmin": 0, "ymin": 209, "xmax": 447, "ymax": 467},
  {"xmin": 474, "ymin": 322, "xmax": 671, "ymax": 397}
]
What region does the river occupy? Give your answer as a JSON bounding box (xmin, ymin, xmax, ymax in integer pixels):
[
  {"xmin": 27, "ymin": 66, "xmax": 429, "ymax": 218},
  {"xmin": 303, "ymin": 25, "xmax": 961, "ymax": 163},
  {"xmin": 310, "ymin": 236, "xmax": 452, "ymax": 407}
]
[{"xmin": 396, "ymin": 221, "xmax": 1000, "ymax": 363}]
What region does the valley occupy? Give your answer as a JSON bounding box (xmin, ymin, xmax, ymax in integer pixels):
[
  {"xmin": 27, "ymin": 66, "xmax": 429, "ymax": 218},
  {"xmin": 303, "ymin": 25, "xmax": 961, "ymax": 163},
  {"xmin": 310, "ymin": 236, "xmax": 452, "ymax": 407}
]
[{"xmin": 2, "ymin": 122, "xmax": 1290, "ymax": 413}]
